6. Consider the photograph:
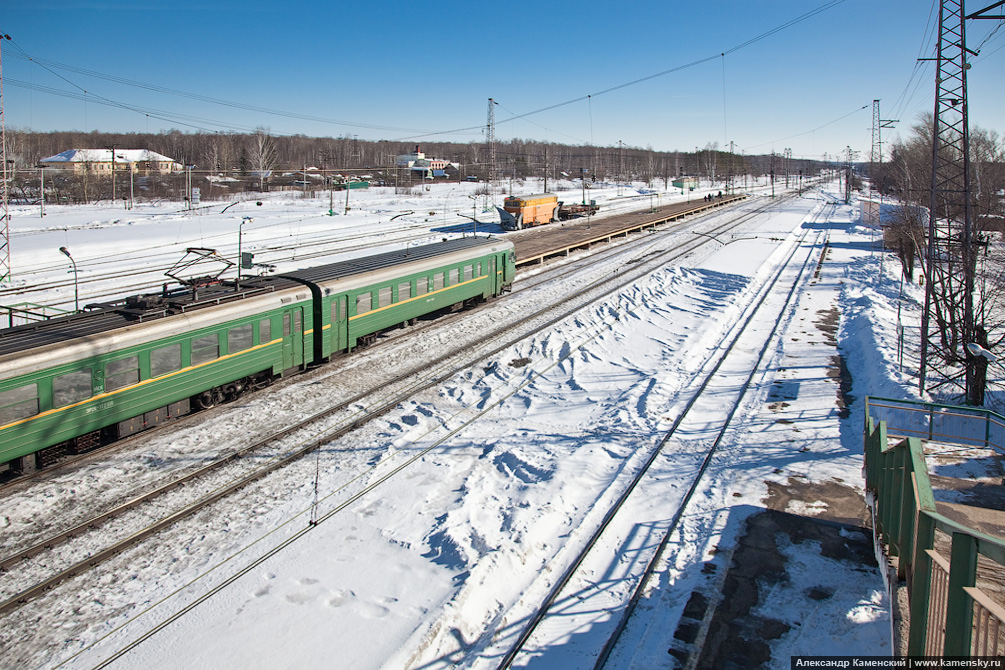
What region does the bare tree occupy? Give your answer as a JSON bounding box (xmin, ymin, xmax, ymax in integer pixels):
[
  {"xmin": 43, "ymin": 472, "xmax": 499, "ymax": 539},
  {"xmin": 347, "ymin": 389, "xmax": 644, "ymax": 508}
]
[{"xmin": 248, "ymin": 128, "xmax": 278, "ymax": 190}]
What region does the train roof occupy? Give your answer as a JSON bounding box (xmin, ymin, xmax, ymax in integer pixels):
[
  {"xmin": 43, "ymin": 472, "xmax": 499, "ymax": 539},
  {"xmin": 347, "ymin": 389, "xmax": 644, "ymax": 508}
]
[
  {"xmin": 0, "ymin": 236, "xmax": 512, "ymax": 362},
  {"xmin": 280, "ymin": 236, "xmax": 512, "ymax": 286},
  {"xmin": 0, "ymin": 276, "xmax": 302, "ymax": 358}
]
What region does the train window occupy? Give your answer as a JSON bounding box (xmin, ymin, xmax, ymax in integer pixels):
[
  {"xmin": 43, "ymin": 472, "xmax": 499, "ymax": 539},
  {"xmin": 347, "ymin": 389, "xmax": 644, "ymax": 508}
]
[
  {"xmin": 463, "ymin": 265, "xmax": 473, "ymax": 281},
  {"xmin": 416, "ymin": 278, "xmax": 428, "ymax": 295},
  {"xmin": 356, "ymin": 292, "xmax": 372, "ymax": 314},
  {"xmin": 105, "ymin": 356, "xmax": 140, "ymax": 392},
  {"xmin": 398, "ymin": 282, "xmax": 411, "ymax": 301},
  {"xmin": 259, "ymin": 319, "xmax": 272, "ymax": 344},
  {"xmin": 378, "ymin": 287, "xmax": 392, "ymax": 309},
  {"xmin": 191, "ymin": 334, "xmax": 220, "ymax": 366},
  {"xmin": 283, "ymin": 313, "xmax": 291, "ymax": 336},
  {"xmin": 53, "ymin": 369, "xmax": 93, "ymax": 408},
  {"xmin": 150, "ymin": 343, "xmax": 182, "ymax": 378},
  {"xmin": 330, "ymin": 299, "xmax": 347, "ymax": 324},
  {"xmin": 433, "ymin": 273, "xmax": 444, "ymax": 291},
  {"xmin": 449, "ymin": 268, "xmax": 459, "ymax": 285},
  {"xmin": 229, "ymin": 324, "xmax": 254, "ymax": 354},
  {"xmin": 0, "ymin": 383, "xmax": 39, "ymax": 425},
  {"xmin": 294, "ymin": 310, "xmax": 302, "ymax": 333}
]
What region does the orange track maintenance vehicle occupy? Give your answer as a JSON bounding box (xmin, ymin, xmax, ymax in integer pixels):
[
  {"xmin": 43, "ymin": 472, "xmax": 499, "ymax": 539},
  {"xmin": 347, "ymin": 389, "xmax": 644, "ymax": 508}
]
[{"xmin": 498, "ymin": 193, "xmax": 560, "ymax": 231}]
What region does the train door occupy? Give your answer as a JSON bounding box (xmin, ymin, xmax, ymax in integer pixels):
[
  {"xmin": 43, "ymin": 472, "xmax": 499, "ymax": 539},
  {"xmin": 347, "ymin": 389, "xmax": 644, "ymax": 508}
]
[
  {"xmin": 503, "ymin": 251, "xmax": 515, "ymax": 285},
  {"xmin": 332, "ymin": 295, "xmax": 348, "ymax": 353},
  {"xmin": 282, "ymin": 307, "xmax": 304, "ymax": 373},
  {"xmin": 488, "ymin": 257, "xmax": 497, "ymax": 295}
]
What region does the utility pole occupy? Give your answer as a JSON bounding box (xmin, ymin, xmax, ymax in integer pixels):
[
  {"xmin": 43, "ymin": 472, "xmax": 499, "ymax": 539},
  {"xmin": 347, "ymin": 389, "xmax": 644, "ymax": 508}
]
[
  {"xmin": 844, "ymin": 146, "xmax": 853, "ymax": 204},
  {"xmin": 107, "ymin": 144, "xmax": 117, "ymax": 204},
  {"xmin": 618, "ymin": 140, "xmax": 624, "ymax": 195},
  {"xmin": 919, "ymin": 0, "xmax": 1002, "ymax": 406},
  {"xmin": 728, "ymin": 140, "xmax": 735, "ymax": 194},
  {"xmin": 543, "ymin": 144, "xmax": 548, "ymax": 193},
  {"xmin": 770, "ymin": 152, "xmax": 776, "ymax": 198}
]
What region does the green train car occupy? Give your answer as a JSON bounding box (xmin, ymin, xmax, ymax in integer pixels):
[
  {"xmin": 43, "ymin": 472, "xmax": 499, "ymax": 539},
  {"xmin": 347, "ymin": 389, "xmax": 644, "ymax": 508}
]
[
  {"xmin": 284, "ymin": 236, "xmax": 516, "ymax": 359},
  {"xmin": 0, "ymin": 236, "xmax": 515, "ymax": 474}
]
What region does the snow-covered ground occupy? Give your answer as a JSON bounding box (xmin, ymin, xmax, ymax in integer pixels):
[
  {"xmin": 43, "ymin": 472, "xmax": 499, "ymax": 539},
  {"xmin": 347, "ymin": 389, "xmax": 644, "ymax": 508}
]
[
  {"xmin": 3, "ymin": 177, "xmax": 758, "ymax": 314},
  {"xmin": 0, "ymin": 179, "xmax": 914, "ymax": 668}
]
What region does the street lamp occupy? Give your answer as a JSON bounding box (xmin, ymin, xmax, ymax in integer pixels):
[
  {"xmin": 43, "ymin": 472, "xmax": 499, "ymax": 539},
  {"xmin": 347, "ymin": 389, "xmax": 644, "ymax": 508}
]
[
  {"xmin": 967, "ymin": 342, "xmax": 998, "ymax": 363},
  {"xmin": 59, "ymin": 246, "xmax": 79, "ymax": 312}
]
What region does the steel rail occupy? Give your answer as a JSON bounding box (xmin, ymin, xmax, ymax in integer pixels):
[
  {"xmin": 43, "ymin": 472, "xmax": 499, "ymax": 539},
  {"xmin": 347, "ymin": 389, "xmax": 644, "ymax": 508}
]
[{"xmin": 591, "ymin": 203, "xmax": 838, "ymax": 669}]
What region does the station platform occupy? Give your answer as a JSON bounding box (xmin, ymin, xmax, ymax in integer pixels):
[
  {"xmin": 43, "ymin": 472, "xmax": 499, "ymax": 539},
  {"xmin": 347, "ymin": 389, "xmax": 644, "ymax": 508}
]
[{"xmin": 509, "ymin": 195, "xmax": 746, "ymax": 267}]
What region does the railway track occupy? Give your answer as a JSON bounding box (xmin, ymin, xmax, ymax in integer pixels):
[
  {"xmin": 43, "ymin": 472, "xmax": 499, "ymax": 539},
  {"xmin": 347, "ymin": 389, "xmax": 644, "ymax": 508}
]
[
  {"xmin": 492, "ymin": 201, "xmax": 837, "ymax": 669},
  {"xmin": 0, "ymin": 193, "xmax": 779, "ymax": 606},
  {"xmin": 0, "ymin": 214, "xmax": 481, "ymax": 306},
  {"xmin": 0, "ymin": 192, "xmax": 763, "ymax": 493},
  {"xmin": 0, "ymin": 194, "xmax": 799, "ymax": 668},
  {"xmin": 0, "ymin": 192, "xmax": 727, "ymax": 307}
]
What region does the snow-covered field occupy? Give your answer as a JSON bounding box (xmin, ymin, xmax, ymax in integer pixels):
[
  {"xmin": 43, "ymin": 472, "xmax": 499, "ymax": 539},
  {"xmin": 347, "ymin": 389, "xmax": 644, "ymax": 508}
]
[
  {"xmin": 3, "ymin": 177, "xmax": 750, "ymax": 313},
  {"xmin": 0, "ymin": 179, "xmax": 912, "ymax": 668}
]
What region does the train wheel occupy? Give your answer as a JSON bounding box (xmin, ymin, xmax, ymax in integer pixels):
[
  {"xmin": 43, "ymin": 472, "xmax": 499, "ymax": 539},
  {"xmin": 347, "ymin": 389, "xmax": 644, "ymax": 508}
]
[{"xmin": 196, "ymin": 390, "xmax": 217, "ymax": 410}]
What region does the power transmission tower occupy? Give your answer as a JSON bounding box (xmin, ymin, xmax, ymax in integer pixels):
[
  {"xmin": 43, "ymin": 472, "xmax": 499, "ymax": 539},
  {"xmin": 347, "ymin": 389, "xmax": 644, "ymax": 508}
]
[
  {"xmin": 0, "ymin": 31, "xmax": 10, "ymax": 284},
  {"xmin": 870, "ymin": 101, "xmax": 882, "ymax": 194},
  {"xmin": 869, "ymin": 100, "xmax": 898, "ymax": 222},
  {"xmin": 870, "ymin": 101, "xmax": 899, "ymax": 185},
  {"xmin": 919, "ymin": 0, "xmax": 1002, "ymax": 405},
  {"xmin": 486, "ymin": 98, "xmax": 496, "ymax": 189},
  {"xmin": 350, "ymin": 135, "xmax": 362, "ymax": 167}
]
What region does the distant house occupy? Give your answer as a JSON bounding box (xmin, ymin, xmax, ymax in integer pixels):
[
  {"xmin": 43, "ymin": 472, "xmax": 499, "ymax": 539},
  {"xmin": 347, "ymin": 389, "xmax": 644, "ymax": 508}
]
[
  {"xmin": 39, "ymin": 149, "xmax": 181, "ymax": 175},
  {"xmin": 672, "ymin": 176, "xmax": 699, "ymax": 191},
  {"xmin": 395, "ymin": 145, "xmax": 456, "ymax": 178}
]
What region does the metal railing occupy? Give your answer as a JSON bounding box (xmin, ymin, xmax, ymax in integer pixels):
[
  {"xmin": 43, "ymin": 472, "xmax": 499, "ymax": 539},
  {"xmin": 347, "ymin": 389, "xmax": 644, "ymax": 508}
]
[
  {"xmin": 1, "ymin": 302, "xmax": 74, "ymax": 328},
  {"xmin": 864, "ymin": 396, "xmax": 1005, "ymax": 656},
  {"xmin": 866, "ymin": 396, "xmax": 1005, "ymax": 454}
]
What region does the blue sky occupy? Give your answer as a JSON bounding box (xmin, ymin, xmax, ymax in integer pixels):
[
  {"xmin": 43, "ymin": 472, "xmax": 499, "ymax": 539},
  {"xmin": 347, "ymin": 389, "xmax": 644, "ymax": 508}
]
[{"xmin": 3, "ymin": 0, "xmax": 1004, "ymax": 161}]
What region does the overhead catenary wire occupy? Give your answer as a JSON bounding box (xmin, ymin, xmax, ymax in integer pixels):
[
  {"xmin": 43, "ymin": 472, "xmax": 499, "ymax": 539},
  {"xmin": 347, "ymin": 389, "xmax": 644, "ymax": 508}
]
[
  {"xmin": 743, "ymin": 104, "xmax": 870, "ymax": 152},
  {"xmin": 395, "ymin": 0, "xmax": 849, "ymax": 144},
  {"xmin": 5, "ymin": 43, "xmax": 435, "ymax": 136},
  {"xmin": 9, "ymin": 0, "xmax": 861, "ymax": 153}
]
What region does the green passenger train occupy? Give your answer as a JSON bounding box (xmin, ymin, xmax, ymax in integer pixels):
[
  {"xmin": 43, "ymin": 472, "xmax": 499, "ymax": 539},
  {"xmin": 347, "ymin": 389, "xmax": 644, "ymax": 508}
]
[{"xmin": 0, "ymin": 236, "xmax": 516, "ymax": 473}]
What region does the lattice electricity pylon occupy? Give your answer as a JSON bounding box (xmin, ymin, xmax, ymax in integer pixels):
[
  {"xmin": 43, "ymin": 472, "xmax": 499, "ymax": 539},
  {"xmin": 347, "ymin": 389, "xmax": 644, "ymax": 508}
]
[
  {"xmin": 0, "ymin": 32, "xmax": 11, "ymax": 285},
  {"xmin": 918, "ymin": 0, "xmax": 986, "ymax": 403},
  {"xmin": 868, "ymin": 100, "xmax": 898, "ymax": 225},
  {"xmin": 486, "ymin": 98, "xmax": 497, "ymax": 188}
]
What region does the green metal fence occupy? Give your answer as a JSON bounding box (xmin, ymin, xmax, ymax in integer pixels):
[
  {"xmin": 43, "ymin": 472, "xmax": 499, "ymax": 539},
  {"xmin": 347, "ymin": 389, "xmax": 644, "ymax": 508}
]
[{"xmin": 865, "ymin": 396, "xmax": 1005, "ymax": 655}]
